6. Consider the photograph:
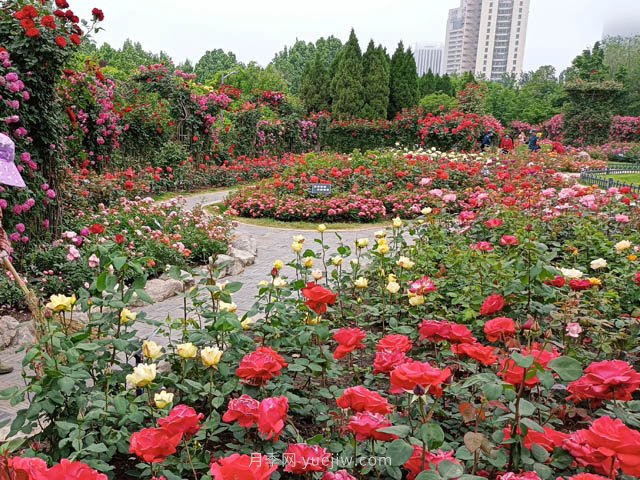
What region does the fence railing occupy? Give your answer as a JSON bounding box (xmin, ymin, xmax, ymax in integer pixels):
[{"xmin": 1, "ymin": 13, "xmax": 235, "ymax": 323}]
[{"xmin": 580, "ymin": 165, "xmax": 640, "ymax": 193}]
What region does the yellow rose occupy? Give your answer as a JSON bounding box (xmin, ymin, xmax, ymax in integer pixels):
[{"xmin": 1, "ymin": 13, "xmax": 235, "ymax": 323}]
[
  {"xmin": 376, "ymin": 237, "xmax": 388, "ymax": 245},
  {"xmin": 615, "ymin": 240, "xmax": 632, "ymax": 253},
  {"xmin": 629, "ymin": 254, "xmax": 638, "ymax": 261},
  {"xmin": 154, "ymin": 390, "xmax": 174, "ymax": 409},
  {"xmin": 421, "ymin": 207, "xmax": 432, "ymax": 215},
  {"xmin": 273, "ymin": 259, "xmax": 284, "ymax": 270},
  {"xmin": 356, "ymin": 238, "xmax": 369, "ymax": 249},
  {"xmin": 218, "ymin": 301, "xmax": 238, "ymax": 313},
  {"xmin": 119, "ymin": 308, "xmax": 137, "ymax": 324},
  {"xmin": 374, "ymin": 230, "xmax": 387, "ymax": 239},
  {"xmin": 142, "ymin": 340, "xmax": 163, "ymax": 360},
  {"xmin": 46, "ymin": 294, "xmax": 76, "ymax": 312},
  {"xmin": 201, "ymin": 346, "xmax": 224, "ymax": 368},
  {"xmin": 311, "ymin": 269, "xmax": 323, "ymax": 280},
  {"xmin": 177, "ymin": 342, "xmax": 198, "ymax": 359},
  {"xmin": 273, "ymin": 277, "xmax": 287, "ymax": 289},
  {"xmin": 397, "ymin": 256, "xmax": 415, "ymax": 270},
  {"xmin": 317, "ymin": 224, "xmax": 327, "ymax": 233},
  {"xmin": 386, "ymin": 281, "xmax": 401, "ymax": 294},
  {"xmin": 409, "ymin": 293, "xmax": 425, "ymax": 306},
  {"xmin": 590, "ymin": 258, "xmax": 607, "ymax": 270},
  {"xmin": 331, "ymin": 256, "xmax": 344, "ymax": 266},
  {"xmin": 303, "ymin": 257, "xmax": 314, "ymax": 268},
  {"xmin": 388, "ymin": 274, "xmax": 397, "ymax": 283},
  {"xmin": 126, "ymin": 363, "xmax": 156, "ymax": 387},
  {"xmin": 377, "ymin": 243, "xmax": 390, "ymax": 255},
  {"xmin": 241, "ymin": 318, "xmax": 255, "ymax": 330},
  {"xmin": 306, "ymin": 315, "xmax": 320, "ymax": 326},
  {"xmin": 355, "ymin": 277, "xmax": 369, "ymax": 289},
  {"xmin": 392, "ymin": 217, "xmax": 403, "ymax": 229},
  {"xmin": 293, "ymin": 235, "xmax": 305, "ymax": 244},
  {"xmin": 292, "ymin": 241, "xmax": 303, "ymax": 253},
  {"xmin": 588, "ymin": 277, "xmax": 602, "ymax": 286}
]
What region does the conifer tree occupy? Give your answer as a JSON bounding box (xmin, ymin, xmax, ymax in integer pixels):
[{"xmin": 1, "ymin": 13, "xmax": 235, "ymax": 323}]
[
  {"xmin": 300, "ymin": 53, "xmax": 331, "ymax": 113},
  {"xmin": 331, "ymin": 29, "xmax": 365, "ymax": 118},
  {"xmin": 388, "ymin": 42, "xmax": 418, "ymax": 118},
  {"xmin": 362, "ymin": 41, "xmax": 390, "ymax": 119}
]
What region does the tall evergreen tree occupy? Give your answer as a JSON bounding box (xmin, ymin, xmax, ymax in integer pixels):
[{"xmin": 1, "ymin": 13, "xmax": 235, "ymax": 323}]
[
  {"xmin": 418, "ymin": 70, "xmax": 437, "ymax": 97},
  {"xmin": 331, "ymin": 29, "xmax": 365, "ymax": 119},
  {"xmin": 388, "ymin": 42, "xmax": 418, "ymax": 119},
  {"xmin": 300, "ymin": 53, "xmax": 331, "ymax": 113},
  {"xmin": 362, "ymin": 41, "xmax": 390, "ymax": 119}
]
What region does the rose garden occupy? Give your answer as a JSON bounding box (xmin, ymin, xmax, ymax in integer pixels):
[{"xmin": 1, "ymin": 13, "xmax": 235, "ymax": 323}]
[{"xmin": 1, "ymin": 1, "xmax": 640, "ymax": 480}]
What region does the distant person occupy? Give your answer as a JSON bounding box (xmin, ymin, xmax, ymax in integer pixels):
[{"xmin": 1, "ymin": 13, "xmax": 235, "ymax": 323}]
[
  {"xmin": 500, "ymin": 134, "xmax": 514, "ymax": 153},
  {"xmin": 552, "ymin": 141, "xmax": 566, "ymax": 154},
  {"xmin": 518, "ymin": 131, "xmax": 527, "ymax": 144},
  {"xmin": 480, "ymin": 131, "xmax": 493, "ymax": 152},
  {"xmin": 528, "ymin": 131, "xmax": 541, "ymax": 152}
]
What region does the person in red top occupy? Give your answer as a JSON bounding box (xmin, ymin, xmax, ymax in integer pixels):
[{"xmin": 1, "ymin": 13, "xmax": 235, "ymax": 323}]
[
  {"xmin": 500, "ymin": 134, "xmax": 514, "ymax": 153},
  {"xmin": 552, "ymin": 141, "xmax": 566, "ymax": 154}
]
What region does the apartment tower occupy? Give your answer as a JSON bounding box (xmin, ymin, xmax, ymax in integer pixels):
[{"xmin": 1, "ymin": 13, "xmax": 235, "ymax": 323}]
[
  {"xmin": 443, "ymin": 0, "xmax": 530, "ymax": 81},
  {"xmin": 413, "ymin": 43, "xmax": 444, "ymax": 75}
]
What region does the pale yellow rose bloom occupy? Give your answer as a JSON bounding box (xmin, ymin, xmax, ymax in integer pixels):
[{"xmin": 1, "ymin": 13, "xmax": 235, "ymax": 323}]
[
  {"xmin": 142, "ymin": 340, "xmax": 163, "ymax": 360},
  {"xmin": 126, "ymin": 363, "xmax": 156, "ymax": 387},
  {"xmin": 177, "ymin": 343, "xmax": 198, "ymax": 359},
  {"xmin": 154, "ymin": 390, "xmax": 174, "ymax": 409},
  {"xmin": 201, "ymin": 346, "xmax": 224, "ymax": 368}
]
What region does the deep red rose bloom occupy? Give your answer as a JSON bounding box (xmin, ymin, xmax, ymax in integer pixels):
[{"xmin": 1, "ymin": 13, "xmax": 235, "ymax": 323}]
[
  {"xmin": 89, "ymin": 223, "xmax": 105, "ymax": 235},
  {"xmin": 40, "ymin": 15, "xmax": 57, "ymax": 29},
  {"xmin": 124, "ymin": 180, "xmax": 135, "ymax": 190},
  {"xmin": 545, "ymin": 275, "xmax": 566, "ymax": 288},
  {"xmin": 333, "ymin": 327, "xmax": 366, "ymax": 359},
  {"xmin": 222, "ymin": 394, "xmax": 259, "ymax": 428},
  {"xmin": 302, "ymin": 282, "xmax": 337, "ymax": 315},
  {"xmin": 322, "ymin": 470, "xmax": 356, "ymax": 480},
  {"xmin": 373, "ymin": 350, "xmax": 410, "ymax": 375},
  {"xmin": 210, "ymin": 453, "xmax": 277, "ymax": 480},
  {"xmin": 485, "ymin": 218, "xmax": 503, "ymax": 228},
  {"xmin": 257, "ymin": 396, "xmax": 288, "ymax": 441},
  {"xmin": 390, "ymin": 361, "xmax": 451, "ymax": 396},
  {"xmin": 114, "ymin": 234, "xmax": 125, "ymax": 244},
  {"xmin": 39, "ymin": 459, "xmax": 108, "ymax": 480},
  {"xmin": 419, "ymin": 319, "xmax": 476, "ymax": 344},
  {"xmin": 567, "ymin": 360, "xmax": 640, "ymax": 402},
  {"xmin": 566, "ymin": 475, "xmax": 611, "ymax": 480},
  {"xmin": 484, "ymin": 317, "xmax": 516, "ymax": 342},
  {"xmin": 129, "ymin": 427, "xmax": 182, "ymax": 463},
  {"xmin": 91, "ymin": 8, "xmax": 105, "ymax": 21},
  {"xmin": 569, "ymin": 279, "xmax": 592, "ymax": 291},
  {"xmin": 480, "ymin": 293, "xmax": 506, "ymax": 316},
  {"xmin": 236, "ymin": 347, "xmax": 287, "ymax": 386},
  {"xmin": 70, "ymin": 33, "xmax": 81, "ymax": 45},
  {"xmin": 55, "ymin": 36, "xmax": 67, "ymax": 48},
  {"xmin": 500, "ymin": 235, "xmax": 519, "ymax": 246},
  {"xmin": 376, "ymin": 334, "xmax": 413, "ymax": 353},
  {"xmin": 336, "ymin": 386, "xmax": 392, "ymax": 414},
  {"xmin": 563, "ymin": 416, "xmax": 640, "ymax": 477},
  {"xmin": 348, "ymin": 412, "xmax": 396, "ymax": 441},
  {"xmin": 158, "ymin": 404, "xmax": 204, "ymax": 438},
  {"xmin": 7, "ymin": 456, "xmax": 48, "ymax": 479},
  {"xmin": 283, "ymin": 444, "xmax": 331, "ymax": 474},
  {"xmin": 498, "ymin": 343, "xmax": 559, "ymax": 388},
  {"xmin": 451, "ymin": 342, "xmax": 498, "ymax": 366},
  {"xmin": 25, "ymin": 27, "xmax": 41, "ymax": 38},
  {"xmin": 55, "ymin": 0, "xmax": 70, "ymax": 7},
  {"xmin": 403, "ymin": 447, "xmax": 459, "ymax": 480}
]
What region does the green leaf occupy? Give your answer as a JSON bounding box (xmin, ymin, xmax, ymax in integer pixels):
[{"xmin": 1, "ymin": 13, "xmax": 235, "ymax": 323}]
[
  {"xmin": 83, "ymin": 443, "xmax": 108, "ymax": 453},
  {"xmin": 511, "ymin": 352, "xmax": 534, "ymax": 368},
  {"xmin": 57, "ymin": 377, "xmax": 75, "ymax": 395},
  {"xmin": 416, "ymin": 471, "xmax": 442, "ymax": 480},
  {"xmin": 438, "ymin": 460, "xmax": 464, "ymax": 479},
  {"xmin": 420, "ymin": 422, "xmax": 445, "ymax": 450},
  {"xmin": 112, "ymin": 256, "xmax": 127, "ymax": 271},
  {"xmin": 377, "ymin": 425, "xmax": 411, "ymax": 438},
  {"xmin": 386, "ymin": 439, "xmax": 415, "ymax": 466},
  {"xmin": 511, "ymin": 399, "xmax": 535, "ymax": 417},
  {"xmin": 482, "ymin": 383, "xmax": 502, "ymax": 400},
  {"xmin": 548, "ymin": 356, "xmax": 583, "ymax": 381},
  {"xmin": 531, "ymin": 444, "xmax": 550, "ymax": 463}
]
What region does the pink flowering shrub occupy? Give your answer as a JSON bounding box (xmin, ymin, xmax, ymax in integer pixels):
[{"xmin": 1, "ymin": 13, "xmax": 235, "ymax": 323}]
[{"xmin": 609, "ymin": 115, "xmax": 640, "ymax": 142}]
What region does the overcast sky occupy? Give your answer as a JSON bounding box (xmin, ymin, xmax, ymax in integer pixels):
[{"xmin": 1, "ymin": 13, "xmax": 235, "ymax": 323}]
[{"xmin": 84, "ymin": 0, "xmax": 640, "ymax": 75}]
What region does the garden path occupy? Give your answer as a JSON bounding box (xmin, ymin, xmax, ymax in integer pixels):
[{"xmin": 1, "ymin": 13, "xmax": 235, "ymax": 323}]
[{"xmin": 0, "ymin": 188, "xmax": 381, "ymax": 434}]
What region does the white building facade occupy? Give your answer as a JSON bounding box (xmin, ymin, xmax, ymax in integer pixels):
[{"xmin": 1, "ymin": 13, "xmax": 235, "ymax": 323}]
[{"xmin": 413, "ymin": 43, "xmax": 444, "ymax": 75}]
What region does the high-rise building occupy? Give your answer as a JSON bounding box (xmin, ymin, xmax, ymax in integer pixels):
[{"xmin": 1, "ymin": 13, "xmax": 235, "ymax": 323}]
[
  {"xmin": 413, "ymin": 43, "xmax": 444, "ymax": 75},
  {"xmin": 443, "ymin": 0, "xmax": 530, "ymax": 81}
]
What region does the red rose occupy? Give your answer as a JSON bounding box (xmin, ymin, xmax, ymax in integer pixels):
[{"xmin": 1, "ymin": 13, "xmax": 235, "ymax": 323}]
[
  {"xmin": 376, "ymin": 334, "xmax": 412, "ymax": 353},
  {"xmin": 302, "ymin": 282, "xmax": 337, "ymax": 315},
  {"xmin": 409, "ymin": 275, "xmax": 437, "ymax": 295},
  {"xmin": 114, "ymin": 234, "xmax": 125, "ymax": 244},
  {"xmin": 25, "ymin": 27, "xmax": 41, "ymax": 38},
  {"xmin": 55, "ymin": 36, "xmax": 67, "ymax": 48},
  {"xmin": 404, "ymin": 447, "xmax": 459, "ymax": 480},
  {"xmin": 89, "ymin": 223, "xmax": 105, "ymax": 235},
  {"xmin": 222, "ymin": 394, "xmax": 259, "ymax": 428},
  {"xmin": 566, "ymin": 475, "xmax": 611, "ymax": 480},
  {"xmin": 545, "ymin": 275, "xmax": 566, "ymax": 288},
  {"xmin": 484, "ymin": 218, "xmax": 503, "ymax": 228},
  {"xmin": 336, "ymin": 386, "xmax": 392, "ymax": 414},
  {"xmin": 40, "ymin": 15, "xmax": 57, "ymax": 29},
  {"xmin": 373, "ymin": 350, "xmax": 409, "ymax": 375},
  {"xmin": 91, "ymin": 8, "xmax": 105, "ymax": 21},
  {"xmin": 483, "ymin": 317, "xmax": 516, "ymax": 342},
  {"xmin": 348, "ymin": 412, "xmax": 396, "ymax": 441},
  {"xmin": 480, "ymin": 293, "xmax": 506, "ymax": 316},
  {"xmin": 563, "ymin": 416, "xmax": 640, "ymax": 477},
  {"xmin": 70, "ymin": 33, "xmax": 81, "ymax": 45},
  {"xmin": 158, "ymin": 404, "xmax": 204, "ymax": 438},
  {"xmin": 496, "ymin": 473, "xmax": 541, "ymax": 480},
  {"xmin": 567, "ymin": 360, "xmax": 640, "ymax": 402},
  {"xmin": 257, "ymin": 396, "xmax": 288, "ymax": 441},
  {"xmin": 55, "ymin": 0, "xmax": 70, "ymax": 7},
  {"xmin": 499, "ymin": 235, "xmax": 519, "ymax": 246},
  {"xmin": 39, "ymin": 459, "xmax": 108, "ymax": 480},
  {"xmin": 124, "ymin": 180, "xmax": 135, "ymax": 190},
  {"xmin": 451, "ymin": 342, "xmax": 498, "ymax": 366},
  {"xmin": 503, "ymin": 426, "xmax": 568, "ymax": 453},
  {"xmin": 635, "ymin": 271, "xmax": 640, "ymax": 286},
  {"xmin": 129, "ymin": 427, "xmax": 182, "ymax": 463},
  {"xmin": 322, "ymin": 470, "xmax": 356, "ymax": 480},
  {"xmin": 498, "ymin": 343, "xmax": 559, "ymax": 388},
  {"xmin": 333, "ymin": 327, "xmax": 366, "ymax": 359},
  {"xmin": 419, "ymin": 320, "xmax": 476, "ymax": 344},
  {"xmin": 210, "ymin": 453, "xmax": 277, "ymax": 480},
  {"xmin": 283, "ymin": 444, "xmax": 331, "ymax": 474},
  {"xmin": 569, "ymin": 279, "xmax": 592, "ymax": 291},
  {"xmin": 390, "ymin": 361, "xmax": 451, "ymax": 396},
  {"xmin": 7, "ymin": 456, "xmax": 48, "ymax": 479},
  {"xmin": 236, "ymin": 347, "xmax": 287, "ymax": 386}
]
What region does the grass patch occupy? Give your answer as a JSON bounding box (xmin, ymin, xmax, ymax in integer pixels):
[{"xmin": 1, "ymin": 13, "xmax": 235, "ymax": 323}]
[
  {"xmin": 206, "ymin": 204, "xmax": 387, "ymax": 231},
  {"xmin": 609, "ymin": 173, "xmax": 640, "ymax": 185}
]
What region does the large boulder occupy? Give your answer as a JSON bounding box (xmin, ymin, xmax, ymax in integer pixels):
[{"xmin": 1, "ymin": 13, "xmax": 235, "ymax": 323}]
[
  {"xmin": 0, "ymin": 315, "xmax": 19, "ymax": 348},
  {"xmin": 130, "ymin": 279, "xmax": 184, "ymax": 306},
  {"xmin": 231, "ymin": 234, "xmax": 257, "ymax": 257}
]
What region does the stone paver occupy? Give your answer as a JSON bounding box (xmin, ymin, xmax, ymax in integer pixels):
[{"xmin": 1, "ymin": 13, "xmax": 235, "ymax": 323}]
[{"xmin": 0, "ymin": 189, "xmax": 381, "ymax": 432}]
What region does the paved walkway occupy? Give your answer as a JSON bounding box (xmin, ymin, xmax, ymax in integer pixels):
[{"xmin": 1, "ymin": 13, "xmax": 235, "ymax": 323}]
[{"xmin": 0, "ymin": 189, "xmax": 381, "ymax": 434}]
